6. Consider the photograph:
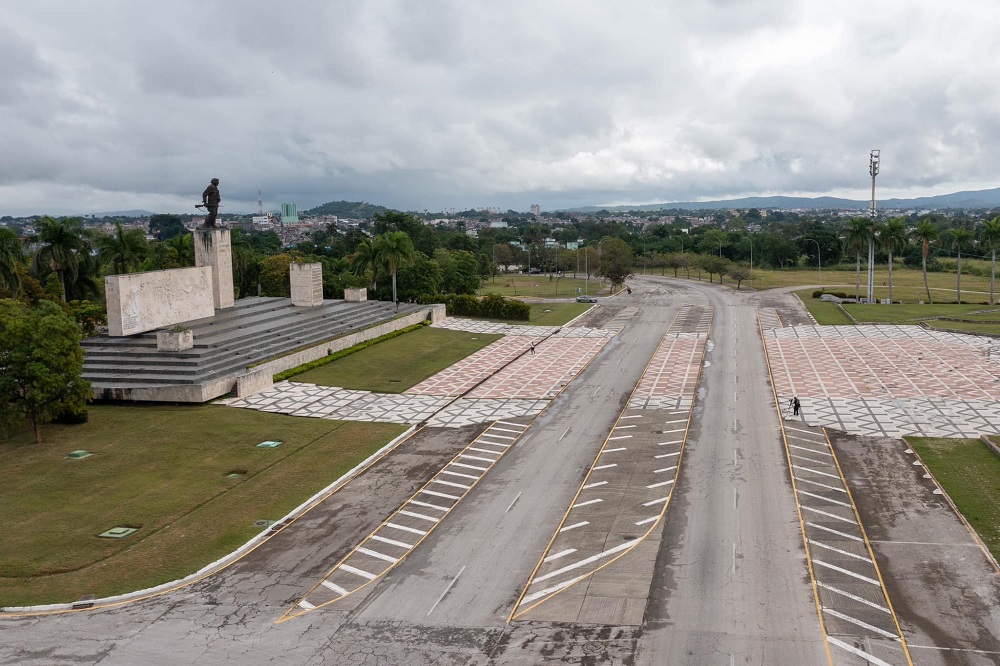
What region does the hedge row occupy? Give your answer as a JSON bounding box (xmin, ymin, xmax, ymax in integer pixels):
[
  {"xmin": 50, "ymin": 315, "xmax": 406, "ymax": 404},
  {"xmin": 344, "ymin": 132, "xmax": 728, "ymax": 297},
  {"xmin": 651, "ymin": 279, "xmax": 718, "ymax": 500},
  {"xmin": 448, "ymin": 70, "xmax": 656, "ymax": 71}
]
[
  {"xmin": 422, "ymin": 293, "xmax": 531, "ymax": 321},
  {"xmin": 273, "ymin": 321, "xmax": 429, "ymax": 381}
]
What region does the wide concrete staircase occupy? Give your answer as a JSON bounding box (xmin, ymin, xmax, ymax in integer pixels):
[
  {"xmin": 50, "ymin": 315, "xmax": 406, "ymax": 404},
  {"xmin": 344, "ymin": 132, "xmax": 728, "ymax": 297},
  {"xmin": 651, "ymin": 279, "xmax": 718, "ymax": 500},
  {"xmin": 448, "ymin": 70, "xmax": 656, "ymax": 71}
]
[{"xmin": 82, "ymin": 297, "xmax": 422, "ymax": 401}]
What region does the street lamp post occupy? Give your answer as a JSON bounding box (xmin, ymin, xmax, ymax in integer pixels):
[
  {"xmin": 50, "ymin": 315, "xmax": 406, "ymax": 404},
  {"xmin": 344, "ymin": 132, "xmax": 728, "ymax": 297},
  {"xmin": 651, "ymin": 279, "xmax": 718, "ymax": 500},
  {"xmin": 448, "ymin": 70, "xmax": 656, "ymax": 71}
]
[{"xmin": 803, "ymin": 238, "xmax": 822, "ymax": 288}]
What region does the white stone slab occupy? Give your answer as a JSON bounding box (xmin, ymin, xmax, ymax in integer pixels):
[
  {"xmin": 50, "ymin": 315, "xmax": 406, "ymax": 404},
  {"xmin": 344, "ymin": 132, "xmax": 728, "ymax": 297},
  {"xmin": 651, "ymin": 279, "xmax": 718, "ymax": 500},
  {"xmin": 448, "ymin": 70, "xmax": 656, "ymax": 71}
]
[
  {"xmin": 105, "ymin": 267, "xmax": 215, "ymax": 337},
  {"xmin": 290, "ymin": 262, "xmax": 323, "ymax": 307}
]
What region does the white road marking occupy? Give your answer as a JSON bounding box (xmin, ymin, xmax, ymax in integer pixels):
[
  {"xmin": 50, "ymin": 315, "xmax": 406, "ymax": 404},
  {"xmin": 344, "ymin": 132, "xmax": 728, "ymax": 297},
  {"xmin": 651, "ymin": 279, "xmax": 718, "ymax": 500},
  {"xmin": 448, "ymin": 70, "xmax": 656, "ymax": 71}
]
[
  {"xmin": 615, "ymin": 425, "xmax": 638, "ymax": 429},
  {"xmin": 441, "ymin": 470, "xmax": 480, "ymax": 481},
  {"xmin": 794, "ymin": 476, "xmax": 847, "ymax": 493},
  {"xmin": 660, "ymin": 428, "xmax": 686, "ymax": 434},
  {"xmin": 595, "ymin": 463, "xmax": 617, "ymax": 470},
  {"xmin": 620, "ymin": 415, "xmax": 642, "ymax": 419},
  {"xmin": 491, "ymin": 427, "xmax": 524, "ymax": 433},
  {"xmin": 421, "ymin": 489, "xmax": 461, "ymax": 501},
  {"xmin": 635, "ymin": 516, "xmax": 658, "ymax": 526},
  {"xmin": 646, "ymin": 480, "xmax": 674, "ymax": 489},
  {"xmin": 870, "ymin": 540, "xmax": 981, "ymax": 546},
  {"xmin": 791, "ymin": 454, "xmax": 833, "ymax": 467},
  {"xmin": 792, "ymin": 464, "xmax": 842, "ymax": 480},
  {"xmin": 643, "ymin": 496, "xmax": 669, "ymax": 506},
  {"xmin": 460, "ymin": 454, "xmax": 496, "ymax": 463},
  {"xmin": 298, "ymin": 599, "xmax": 316, "ymax": 609},
  {"xmin": 385, "ymin": 522, "xmax": 428, "ymax": 536},
  {"xmin": 372, "ymin": 534, "xmax": 414, "ymax": 549},
  {"xmin": 583, "ymin": 481, "xmax": 608, "ymax": 490},
  {"xmin": 321, "ymin": 580, "xmax": 348, "ymax": 595},
  {"xmin": 785, "ymin": 426, "xmax": 826, "ymax": 439},
  {"xmin": 468, "ymin": 447, "xmax": 501, "ymax": 455},
  {"xmin": 505, "ymin": 491, "xmax": 522, "ymax": 513},
  {"xmin": 813, "ymin": 559, "xmax": 881, "ymax": 585},
  {"xmin": 358, "ymin": 547, "xmax": 398, "ymax": 563},
  {"xmin": 520, "ymin": 573, "xmax": 589, "ymax": 605},
  {"xmin": 478, "ymin": 441, "xmax": 510, "ymax": 449},
  {"xmin": 409, "ymin": 500, "xmax": 449, "ymax": 512},
  {"xmin": 663, "ymin": 419, "xmax": 686, "ymax": 424},
  {"xmin": 339, "ymin": 564, "xmax": 377, "ymax": 580},
  {"xmin": 808, "ymin": 522, "xmax": 863, "ymax": 542},
  {"xmin": 655, "ymin": 452, "xmax": 681, "ymax": 459},
  {"xmin": 432, "ymin": 479, "xmax": 472, "ymax": 490},
  {"xmin": 593, "ymin": 386, "xmax": 603, "ymax": 396},
  {"xmin": 480, "ymin": 433, "xmax": 516, "ymax": 441},
  {"xmin": 608, "ymin": 435, "xmax": 633, "ymax": 440},
  {"xmin": 427, "ymin": 565, "xmax": 465, "ymax": 617},
  {"xmin": 399, "ymin": 510, "xmax": 439, "ymax": 523},
  {"xmin": 827, "ymin": 636, "xmax": 895, "ymax": 666},
  {"xmin": 808, "ymin": 539, "xmax": 871, "ymax": 562},
  {"xmin": 798, "ymin": 490, "xmax": 852, "ymax": 507},
  {"xmin": 559, "ymin": 428, "xmax": 569, "ymax": 441},
  {"xmin": 572, "ymin": 498, "xmax": 603, "ymax": 508},
  {"xmin": 817, "ymin": 581, "xmax": 890, "ymax": 613},
  {"xmin": 654, "ymin": 466, "xmax": 677, "ymax": 474},
  {"xmin": 823, "ymin": 607, "xmax": 898, "ymax": 639},
  {"xmin": 789, "ymin": 443, "xmax": 833, "ymax": 457},
  {"xmin": 451, "ymin": 462, "xmax": 489, "ymax": 472},
  {"xmin": 560, "ymin": 521, "xmax": 589, "ymax": 533},
  {"xmin": 496, "ymin": 421, "xmax": 526, "ymax": 428},
  {"xmin": 533, "ymin": 540, "xmax": 635, "ymax": 583},
  {"xmin": 800, "ymin": 505, "xmax": 855, "ymax": 524},
  {"xmin": 603, "ymin": 447, "xmax": 628, "ymax": 453},
  {"xmin": 657, "ymin": 440, "xmax": 682, "ymax": 446},
  {"xmin": 543, "ymin": 548, "xmax": 577, "ymax": 563}
]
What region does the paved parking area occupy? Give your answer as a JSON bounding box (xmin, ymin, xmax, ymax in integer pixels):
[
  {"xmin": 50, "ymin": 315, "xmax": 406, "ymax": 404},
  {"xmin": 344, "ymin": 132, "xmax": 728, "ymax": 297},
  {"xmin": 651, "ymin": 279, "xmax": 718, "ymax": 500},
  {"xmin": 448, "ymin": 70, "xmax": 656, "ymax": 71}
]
[{"xmin": 764, "ymin": 323, "xmax": 1000, "ymax": 437}]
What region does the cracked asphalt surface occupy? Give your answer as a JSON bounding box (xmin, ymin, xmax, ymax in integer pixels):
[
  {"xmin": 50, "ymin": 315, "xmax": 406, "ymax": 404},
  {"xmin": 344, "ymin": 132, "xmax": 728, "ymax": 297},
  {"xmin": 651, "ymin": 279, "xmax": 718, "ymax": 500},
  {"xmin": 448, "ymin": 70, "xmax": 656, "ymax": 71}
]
[{"xmin": 3, "ymin": 276, "xmax": 1000, "ymax": 665}]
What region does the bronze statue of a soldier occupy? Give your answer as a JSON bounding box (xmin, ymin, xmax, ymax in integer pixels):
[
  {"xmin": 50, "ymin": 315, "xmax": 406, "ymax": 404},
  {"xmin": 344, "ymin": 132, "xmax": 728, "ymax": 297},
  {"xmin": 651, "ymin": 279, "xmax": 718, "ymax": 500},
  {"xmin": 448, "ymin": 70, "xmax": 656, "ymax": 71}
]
[{"xmin": 200, "ymin": 178, "xmax": 221, "ymax": 228}]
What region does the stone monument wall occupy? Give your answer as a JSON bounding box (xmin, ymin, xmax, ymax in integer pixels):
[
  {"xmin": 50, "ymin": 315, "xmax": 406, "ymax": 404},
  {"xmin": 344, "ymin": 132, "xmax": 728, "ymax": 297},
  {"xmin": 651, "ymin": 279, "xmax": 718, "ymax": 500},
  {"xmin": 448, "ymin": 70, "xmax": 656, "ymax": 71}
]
[
  {"xmin": 290, "ymin": 262, "xmax": 323, "ymax": 307},
  {"xmin": 194, "ymin": 228, "xmax": 234, "ymax": 309},
  {"xmin": 105, "ymin": 267, "xmax": 215, "ymax": 337}
]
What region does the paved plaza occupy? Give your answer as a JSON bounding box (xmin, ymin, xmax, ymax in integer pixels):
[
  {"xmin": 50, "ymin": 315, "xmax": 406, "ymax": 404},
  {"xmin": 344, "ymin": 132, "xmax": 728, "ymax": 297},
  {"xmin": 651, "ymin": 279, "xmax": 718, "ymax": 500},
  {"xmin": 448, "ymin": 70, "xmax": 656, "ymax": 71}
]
[
  {"xmin": 763, "ymin": 319, "xmax": 1000, "ymax": 437},
  {"xmin": 223, "ymin": 320, "xmax": 613, "ymax": 427}
]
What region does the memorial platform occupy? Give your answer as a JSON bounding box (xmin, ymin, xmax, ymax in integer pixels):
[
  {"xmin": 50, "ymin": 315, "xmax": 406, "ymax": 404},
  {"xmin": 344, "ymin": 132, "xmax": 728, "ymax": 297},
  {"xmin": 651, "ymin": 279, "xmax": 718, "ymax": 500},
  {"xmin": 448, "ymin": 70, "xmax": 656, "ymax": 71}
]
[{"xmin": 82, "ymin": 297, "xmax": 430, "ymax": 403}]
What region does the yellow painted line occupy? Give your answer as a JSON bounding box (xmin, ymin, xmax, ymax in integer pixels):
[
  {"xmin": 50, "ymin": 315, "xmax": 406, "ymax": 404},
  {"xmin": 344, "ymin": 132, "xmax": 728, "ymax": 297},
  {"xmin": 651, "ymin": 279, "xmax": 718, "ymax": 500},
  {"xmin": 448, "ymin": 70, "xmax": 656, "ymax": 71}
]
[
  {"xmin": 824, "ymin": 429, "xmax": 914, "ymax": 665},
  {"xmin": 758, "ymin": 307, "xmax": 834, "ymax": 666},
  {"xmin": 509, "ymin": 305, "xmax": 711, "ymax": 621},
  {"xmin": 1, "ymin": 424, "xmax": 424, "ymax": 620}
]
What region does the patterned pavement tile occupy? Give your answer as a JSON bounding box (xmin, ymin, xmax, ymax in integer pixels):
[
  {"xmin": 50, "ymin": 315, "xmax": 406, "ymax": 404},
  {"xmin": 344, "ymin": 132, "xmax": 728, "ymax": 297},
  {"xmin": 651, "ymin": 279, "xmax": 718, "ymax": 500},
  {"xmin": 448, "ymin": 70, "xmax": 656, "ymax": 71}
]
[{"xmin": 767, "ymin": 324, "xmax": 1000, "ymax": 437}]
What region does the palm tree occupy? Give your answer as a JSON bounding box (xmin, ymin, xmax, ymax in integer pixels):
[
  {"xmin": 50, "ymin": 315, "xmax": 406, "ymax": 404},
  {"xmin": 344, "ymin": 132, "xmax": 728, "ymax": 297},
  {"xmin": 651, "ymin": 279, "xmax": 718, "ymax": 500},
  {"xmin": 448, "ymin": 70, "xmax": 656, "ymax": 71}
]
[
  {"xmin": 0, "ymin": 228, "xmax": 24, "ymax": 295},
  {"xmin": 981, "ymin": 216, "xmax": 1000, "ymax": 306},
  {"xmin": 349, "ymin": 237, "xmax": 378, "ymax": 291},
  {"xmin": 31, "ymin": 216, "xmax": 90, "ymax": 301},
  {"xmin": 374, "ymin": 231, "xmax": 415, "ymax": 306},
  {"xmin": 949, "ymin": 227, "xmax": 973, "ymax": 303},
  {"xmin": 843, "ymin": 217, "xmax": 870, "ymax": 301},
  {"xmin": 879, "ymin": 217, "xmax": 908, "ymax": 304},
  {"xmin": 97, "ymin": 222, "xmax": 148, "ymax": 274},
  {"xmin": 163, "ymin": 233, "xmax": 195, "ymax": 267},
  {"xmin": 913, "ymin": 220, "xmax": 938, "ymax": 304}
]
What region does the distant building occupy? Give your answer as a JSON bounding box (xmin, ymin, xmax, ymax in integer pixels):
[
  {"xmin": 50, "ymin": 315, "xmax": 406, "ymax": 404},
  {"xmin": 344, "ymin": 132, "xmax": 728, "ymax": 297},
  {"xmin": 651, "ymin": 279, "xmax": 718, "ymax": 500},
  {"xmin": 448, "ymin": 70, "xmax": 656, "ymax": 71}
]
[
  {"xmin": 280, "ymin": 203, "xmax": 299, "ymax": 226},
  {"xmin": 530, "ymin": 204, "xmax": 541, "ymax": 216}
]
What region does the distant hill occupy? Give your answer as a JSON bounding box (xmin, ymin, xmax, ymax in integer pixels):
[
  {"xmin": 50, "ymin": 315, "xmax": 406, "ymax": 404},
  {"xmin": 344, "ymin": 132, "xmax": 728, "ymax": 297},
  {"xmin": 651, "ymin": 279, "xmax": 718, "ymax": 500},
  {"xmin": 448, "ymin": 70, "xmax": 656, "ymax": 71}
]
[
  {"xmin": 302, "ymin": 200, "xmax": 390, "ymax": 218},
  {"xmin": 83, "ymin": 210, "xmax": 155, "ymax": 218},
  {"xmin": 565, "ymin": 187, "xmax": 1000, "ymax": 213}
]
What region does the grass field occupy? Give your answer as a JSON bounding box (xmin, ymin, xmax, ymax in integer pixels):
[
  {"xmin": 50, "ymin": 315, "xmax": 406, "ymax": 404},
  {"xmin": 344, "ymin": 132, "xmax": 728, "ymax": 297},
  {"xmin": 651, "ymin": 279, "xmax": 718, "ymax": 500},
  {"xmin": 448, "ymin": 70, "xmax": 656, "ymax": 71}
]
[
  {"xmin": 0, "ymin": 405, "xmax": 407, "ymax": 606},
  {"xmin": 908, "ymin": 437, "xmax": 1000, "ymax": 562},
  {"xmin": 292, "ymin": 326, "xmax": 502, "ymax": 391},
  {"xmin": 455, "ymin": 302, "xmax": 592, "ymax": 328},
  {"xmin": 479, "ymin": 273, "xmax": 608, "ymax": 298}
]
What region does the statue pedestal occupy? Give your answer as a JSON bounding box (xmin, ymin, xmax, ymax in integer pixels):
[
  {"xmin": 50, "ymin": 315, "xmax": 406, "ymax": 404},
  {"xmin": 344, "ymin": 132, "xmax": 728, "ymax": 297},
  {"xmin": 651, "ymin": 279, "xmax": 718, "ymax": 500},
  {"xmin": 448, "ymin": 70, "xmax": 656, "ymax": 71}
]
[{"xmin": 194, "ymin": 228, "xmax": 234, "ymax": 309}]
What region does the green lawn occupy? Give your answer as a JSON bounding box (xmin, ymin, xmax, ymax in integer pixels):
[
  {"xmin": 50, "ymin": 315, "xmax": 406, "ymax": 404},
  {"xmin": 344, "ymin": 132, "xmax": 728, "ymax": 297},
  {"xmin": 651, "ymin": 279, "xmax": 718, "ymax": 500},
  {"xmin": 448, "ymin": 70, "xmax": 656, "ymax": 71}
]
[
  {"xmin": 292, "ymin": 326, "xmax": 502, "ymax": 391},
  {"xmin": 479, "ymin": 273, "xmax": 608, "ymax": 298},
  {"xmin": 908, "ymin": 438, "xmax": 1000, "ymax": 561},
  {"xmin": 0, "ymin": 405, "xmax": 407, "ymax": 606},
  {"xmin": 844, "ymin": 303, "xmax": 997, "ymax": 323},
  {"xmin": 923, "ymin": 319, "xmax": 1000, "ymax": 335},
  {"xmin": 454, "ymin": 302, "xmax": 592, "ymax": 327}
]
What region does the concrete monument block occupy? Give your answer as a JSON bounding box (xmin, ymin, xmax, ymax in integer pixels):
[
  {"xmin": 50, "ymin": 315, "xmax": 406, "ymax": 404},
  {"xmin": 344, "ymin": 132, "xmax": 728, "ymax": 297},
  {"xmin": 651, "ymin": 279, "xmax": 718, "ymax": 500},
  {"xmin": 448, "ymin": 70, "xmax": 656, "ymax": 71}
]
[
  {"xmin": 344, "ymin": 287, "xmax": 367, "ymax": 302},
  {"xmin": 194, "ymin": 227, "xmax": 234, "ymax": 309},
  {"xmin": 156, "ymin": 328, "xmax": 194, "ymax": 352},
  {"xmin": 290, "ymin": 262, "xmax": 323, "ymax": 307},
  {"xmin": 105, "ymin": 267, "xmax": 215, "ymax": 337}
]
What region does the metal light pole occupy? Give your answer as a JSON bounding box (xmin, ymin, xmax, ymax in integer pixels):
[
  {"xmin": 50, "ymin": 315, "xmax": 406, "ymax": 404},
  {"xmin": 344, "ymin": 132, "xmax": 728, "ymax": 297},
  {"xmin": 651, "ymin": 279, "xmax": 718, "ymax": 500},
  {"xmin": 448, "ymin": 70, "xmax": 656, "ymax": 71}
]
[
  {"xmin": 867, "ymin": 149, "xmax": 880, "ymax": 304},
  {"xmin": 747, "ymin": 235, "xmax": 754, "ymax": 288},
  {"xmin": 804, "ymin": 237, "xmax": 822, "ymax": 288}
]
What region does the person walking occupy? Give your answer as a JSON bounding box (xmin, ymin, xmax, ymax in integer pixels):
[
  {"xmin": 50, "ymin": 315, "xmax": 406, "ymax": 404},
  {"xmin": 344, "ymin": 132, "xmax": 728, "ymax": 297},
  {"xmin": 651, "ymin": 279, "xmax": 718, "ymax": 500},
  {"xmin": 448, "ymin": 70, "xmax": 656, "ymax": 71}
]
[{"xmin": 793, "ymin": 397, "xmax": 801, "ymax": 417}]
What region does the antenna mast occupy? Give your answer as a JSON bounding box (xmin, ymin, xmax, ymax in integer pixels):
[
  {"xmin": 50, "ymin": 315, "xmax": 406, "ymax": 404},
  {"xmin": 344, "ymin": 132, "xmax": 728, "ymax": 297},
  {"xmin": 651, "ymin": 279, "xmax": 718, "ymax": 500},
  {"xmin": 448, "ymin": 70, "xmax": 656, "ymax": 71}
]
[{"xmin": 867, "ymin": 149, "xmax": 880, "ymax": 305}]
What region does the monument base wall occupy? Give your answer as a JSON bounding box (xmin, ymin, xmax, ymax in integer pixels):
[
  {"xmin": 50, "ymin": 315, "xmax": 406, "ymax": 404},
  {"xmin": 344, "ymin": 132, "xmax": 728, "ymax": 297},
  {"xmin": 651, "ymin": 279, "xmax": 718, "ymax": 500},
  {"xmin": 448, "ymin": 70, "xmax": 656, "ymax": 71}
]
[{"xmin": 105, "ymin": 267, "xmax": 215, "ymax": 337}]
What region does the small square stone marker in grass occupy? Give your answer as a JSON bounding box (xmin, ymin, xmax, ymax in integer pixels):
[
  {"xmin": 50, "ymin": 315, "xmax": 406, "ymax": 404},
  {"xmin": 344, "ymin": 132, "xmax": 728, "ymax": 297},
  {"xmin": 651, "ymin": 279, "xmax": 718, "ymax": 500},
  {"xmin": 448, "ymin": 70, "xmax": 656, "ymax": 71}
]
[
  {"xmin": 98, "ymin": 527, "xmax": 137, "ymax": 539},
  {"xmin": 254, "ymin": 519, "xmax": 277, "ymax": 528},
  {"xmin": 256, "ymin": 440, "xmax": 282, "ymax": 448},
  {"xmin": 67, "ymin": 450, "xmax": 92, "ymax": 459}
]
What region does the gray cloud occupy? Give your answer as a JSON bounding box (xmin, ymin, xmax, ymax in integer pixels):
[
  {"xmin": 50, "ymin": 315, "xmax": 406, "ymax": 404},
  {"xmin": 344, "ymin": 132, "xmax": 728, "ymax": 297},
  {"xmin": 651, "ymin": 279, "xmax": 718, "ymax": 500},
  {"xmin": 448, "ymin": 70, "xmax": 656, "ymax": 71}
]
[{"xmin": 1, "ymin": 0, "xmax": 998, "ymax": 216}]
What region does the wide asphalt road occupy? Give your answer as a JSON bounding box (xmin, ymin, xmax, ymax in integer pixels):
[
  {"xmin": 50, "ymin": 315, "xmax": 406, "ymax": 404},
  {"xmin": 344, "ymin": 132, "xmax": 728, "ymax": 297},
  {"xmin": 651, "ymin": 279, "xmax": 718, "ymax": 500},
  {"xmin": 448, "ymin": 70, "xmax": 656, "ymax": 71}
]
[{"xmin": 0, "ymin": 276, "xmax": 862, "ymax": 664}]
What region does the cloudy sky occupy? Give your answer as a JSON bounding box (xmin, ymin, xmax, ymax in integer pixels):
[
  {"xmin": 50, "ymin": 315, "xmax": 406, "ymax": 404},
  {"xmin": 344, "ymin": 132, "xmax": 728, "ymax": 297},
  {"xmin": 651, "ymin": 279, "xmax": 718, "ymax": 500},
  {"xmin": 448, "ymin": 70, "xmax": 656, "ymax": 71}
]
[{"xmin": 2, "ymin": 1, "xmax": 998, "ymax": 216}]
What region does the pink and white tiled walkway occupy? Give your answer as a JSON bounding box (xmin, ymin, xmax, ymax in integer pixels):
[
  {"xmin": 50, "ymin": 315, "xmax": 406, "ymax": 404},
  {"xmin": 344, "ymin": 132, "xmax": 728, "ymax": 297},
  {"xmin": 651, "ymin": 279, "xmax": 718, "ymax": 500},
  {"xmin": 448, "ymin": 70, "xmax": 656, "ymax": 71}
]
[{"xmin": 764, "ymin": 323, "xmax": 1000, "ymax": 438}]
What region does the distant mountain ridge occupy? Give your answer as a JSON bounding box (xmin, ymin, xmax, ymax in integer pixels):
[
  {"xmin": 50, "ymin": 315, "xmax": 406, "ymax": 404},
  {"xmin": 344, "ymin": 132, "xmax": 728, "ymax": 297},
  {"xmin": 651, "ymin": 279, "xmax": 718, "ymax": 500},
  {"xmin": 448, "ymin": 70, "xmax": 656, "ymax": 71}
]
[
  {"xmin": 302, "ymin": 200, "xmax": 389, "ymax": 217},
  {"xmin": 564, "ymin": 187, "xmax": 1000, "ymax": 213}
]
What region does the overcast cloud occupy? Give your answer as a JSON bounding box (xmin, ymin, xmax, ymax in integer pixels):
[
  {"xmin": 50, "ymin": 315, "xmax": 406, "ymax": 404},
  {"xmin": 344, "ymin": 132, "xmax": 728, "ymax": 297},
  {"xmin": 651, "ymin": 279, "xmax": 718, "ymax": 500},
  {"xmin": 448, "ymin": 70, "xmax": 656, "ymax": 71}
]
[{"xmin": 1, "ymin": 0, "xmax": 998, "ymax": 216}]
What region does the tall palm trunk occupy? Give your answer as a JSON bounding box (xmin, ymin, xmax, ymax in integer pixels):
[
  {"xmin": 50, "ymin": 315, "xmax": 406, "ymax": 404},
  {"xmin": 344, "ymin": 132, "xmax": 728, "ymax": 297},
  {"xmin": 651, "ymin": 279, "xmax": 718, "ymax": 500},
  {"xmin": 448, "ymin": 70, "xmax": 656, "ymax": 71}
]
[
  {"xmin": 922, "ymin": 241, "xmax": 932, "ymax": 304},
  {"xmin": 887, "ymin": 250, "xmax": 893, "ymax": 303}
]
